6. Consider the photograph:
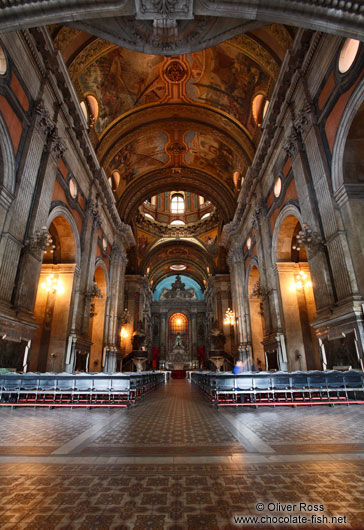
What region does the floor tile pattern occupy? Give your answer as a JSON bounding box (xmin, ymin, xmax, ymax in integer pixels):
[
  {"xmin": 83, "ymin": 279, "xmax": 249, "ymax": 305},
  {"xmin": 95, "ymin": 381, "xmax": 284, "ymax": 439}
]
[
  {"xmin": 0, "ymin": 462, "xmax": 363, "ymax": 529},
  {"xmin": 1, "ymin": 380, "xmax": 364, "ymax": 528},
  {"xmin": 228, "ymin": 406, "xmax": 364, "ymax": 444},
  {"xmin": 89, "ymin": 382, "xmax": 238, "ymax": 448}
]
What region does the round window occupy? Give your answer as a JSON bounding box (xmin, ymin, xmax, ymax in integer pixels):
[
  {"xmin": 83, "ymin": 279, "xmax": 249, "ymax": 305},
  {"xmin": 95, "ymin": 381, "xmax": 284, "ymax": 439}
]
[
  {"xmin": 274, "ymin": 177, "xmax": 282, "ymax": 198},
  {"xmin": 338, "ymin": 38, "xmax": 360, "ymax": 74},
  {"xmin": 69, "ymin": 177, "xmax": 78, "ymax": 199}
]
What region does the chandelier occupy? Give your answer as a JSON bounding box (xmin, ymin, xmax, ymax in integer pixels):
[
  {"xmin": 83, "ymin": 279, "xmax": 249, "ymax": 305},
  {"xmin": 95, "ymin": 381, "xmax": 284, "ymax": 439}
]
[
  {"xmin": 40, "ymin": 274, "xmax": 64, "ymax": 294},
  {"xmin": 293, "ymin": 270, "xmax": 312, "ymax": 291},
  {"xmin": 224, "ymin": 308, "xmax": 235, "ymax": 325}
]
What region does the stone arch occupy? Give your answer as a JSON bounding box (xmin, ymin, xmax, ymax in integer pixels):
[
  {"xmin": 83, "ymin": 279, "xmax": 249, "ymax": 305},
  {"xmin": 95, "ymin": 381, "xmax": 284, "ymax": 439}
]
[
  {"xmin": 332, "ymin": 75, "xmax": 364, "ymax": 193},
  {"xmin": 89, "ymin": 258, "xmax": 109, "ymax": 372},
  {"xmin": 0, "ymin": 110, "xmax": 16, "ymax": 196},
  {"xmin": 271, "ymin": 204, "xmax": 303, "ymax": 266},
  {"xmin": 245, "ymin": 257, "xmax": 265, "ymax": 369},
  {"xmin": 271, "ymin": 205, "xmax": 320, "ymax": 370},
  {"xmin": 47, "ymin": 206, "xmax": 81, "ymax": 267},
  {"xmin": 93, "ymin": 257, "xmax": 110, "ymax": 299}
]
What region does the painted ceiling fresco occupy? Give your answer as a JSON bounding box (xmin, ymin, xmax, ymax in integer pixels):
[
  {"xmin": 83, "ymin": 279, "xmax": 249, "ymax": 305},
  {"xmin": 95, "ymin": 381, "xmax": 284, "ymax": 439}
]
[
  {"xmin": 53, "ymin": 23, "xmax": 293, "ymax": 280},
  {"xmin": 109, "ymin": 131, "xmax": 168, "ymax": 183},
  {"xmin": 77, "ymin": 44, "xmax": 270, "ymax": 137},
  {"xmin": 185, "ymin": 48, "xmax": 267, "ymax": 127},
  {"xmin": 79, "ymin": 49, "xmax": 164, "ymax": 134},
  {"xmin": 184, "ymin": 131, "xmax": 240, "ymax": 187}
]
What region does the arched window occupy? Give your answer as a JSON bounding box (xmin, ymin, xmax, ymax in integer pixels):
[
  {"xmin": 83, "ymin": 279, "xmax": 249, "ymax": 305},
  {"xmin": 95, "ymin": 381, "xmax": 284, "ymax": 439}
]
[
  {"xmin": 170, "ymin": 219, "xmax": 185, "ymax": 226},
  {"xmin": 170, "ymin": 193, "xmax": 185, "ymax": 214},
  {"xmin": 169, "ymin": 312, "xmax": 188, "ymax": 351}
]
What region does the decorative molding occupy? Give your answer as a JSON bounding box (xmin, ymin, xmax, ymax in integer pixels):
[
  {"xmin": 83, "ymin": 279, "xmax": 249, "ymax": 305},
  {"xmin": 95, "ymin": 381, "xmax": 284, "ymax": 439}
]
[{"xmin": 227, "ymin": 248, "xmax": 243, "ymax": 268}]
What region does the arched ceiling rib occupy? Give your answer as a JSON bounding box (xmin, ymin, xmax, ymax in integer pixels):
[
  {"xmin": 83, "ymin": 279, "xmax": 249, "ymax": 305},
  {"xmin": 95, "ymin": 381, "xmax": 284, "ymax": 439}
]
[{"xmin": 118, "ymin": 168, "xmax": 236, "ymax": 223}]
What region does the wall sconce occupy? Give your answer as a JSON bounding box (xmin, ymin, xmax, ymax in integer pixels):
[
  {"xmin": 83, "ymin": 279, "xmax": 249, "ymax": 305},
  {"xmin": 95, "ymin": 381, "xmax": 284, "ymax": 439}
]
[
  {"xmin": 250, "ymin": 280, "xmax": 271, "ymax": 301},
  {"xmin": 85, "ymin": 281, "xmax": 102, "ymax": 299},
  {"xmin": 224, "ymin": 308, "xmax": 235, "ymax": 325},
  {"xmin": 292, "ymin": 223, "xmax": 324, "ymax": 251},
  {"xmin": 293, "ymin": 270, "xmax": 312, "ymax": 291},
  {"xmin": 25, "ymin": 226, "xmax": 54, "ymax": 252},
  {"xmin": 40, "ymin": 274, "xmax": 64, "ymax": 294}
]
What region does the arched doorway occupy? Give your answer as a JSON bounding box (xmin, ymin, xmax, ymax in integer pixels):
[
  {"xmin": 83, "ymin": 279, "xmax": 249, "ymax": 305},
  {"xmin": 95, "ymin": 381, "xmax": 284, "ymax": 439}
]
[
  {"xmin": 248, "ymin": 264, "xmax": 265, "ymax": 370},
  {"xmin": 31, "ymin": 215, "xmax": 77, "ymax": 372},
  {"xmin": 89, "ymin": 264, "xmax": 108, "ymax": 372},
  {"xmin": 274, "ymin": 213, "xmax": 320, "ymax": 370}
]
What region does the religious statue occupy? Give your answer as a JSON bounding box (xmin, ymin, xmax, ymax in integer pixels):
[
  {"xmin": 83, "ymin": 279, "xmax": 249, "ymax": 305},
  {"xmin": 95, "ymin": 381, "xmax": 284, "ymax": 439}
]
[{"xmin": 174, "ymin": 334, "xmax": 183, "ymax": 348}]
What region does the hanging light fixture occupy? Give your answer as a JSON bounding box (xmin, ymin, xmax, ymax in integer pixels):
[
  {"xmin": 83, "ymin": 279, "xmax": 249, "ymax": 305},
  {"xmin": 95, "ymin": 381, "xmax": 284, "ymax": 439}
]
[
  {"xmin": 293, "ymin": 270, "xmax": 312, "ymax": 291},
  {"xmin": 40, "ymin": 274, "xmax": 64, "ymax": 294},
  {"xmin": 224, "ymin": 308, "xmax": 235, "ymax": 325}
]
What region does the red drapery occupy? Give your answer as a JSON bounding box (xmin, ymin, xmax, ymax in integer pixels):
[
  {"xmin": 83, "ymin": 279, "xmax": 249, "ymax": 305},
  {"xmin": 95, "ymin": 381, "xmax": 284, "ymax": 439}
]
[
  {"xmin": 198, "ymin": 346, "xmax": 206, "ymax": 364},
  {"xmin": 152, "ymin": 347, "xmax": 160, "ymax": 369}
]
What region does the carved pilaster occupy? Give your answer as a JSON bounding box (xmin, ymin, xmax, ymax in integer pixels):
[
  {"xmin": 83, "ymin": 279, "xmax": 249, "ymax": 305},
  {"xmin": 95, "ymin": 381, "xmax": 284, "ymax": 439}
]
[
  {"xmin": 294, "ymin": 100, "xmax": 316, "ymax": 140},
  {"xmin": 283, "ymin": 125, "xmax": 299, "ymax": 159},
  {"xmin": 227, "ymin": 248, "xmax": 243, "ymax": 269},
  {"xmin": 86, "ymin": 199, "xmax": 102, "ymax": 229}
]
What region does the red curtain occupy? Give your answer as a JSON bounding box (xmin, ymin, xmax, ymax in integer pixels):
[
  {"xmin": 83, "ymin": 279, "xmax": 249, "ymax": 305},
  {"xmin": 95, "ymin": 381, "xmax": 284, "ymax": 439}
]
[
  {"xmin": 198, "ymin": 346, "xmax": 206, "ymax": 364},
  {"xmin": 152, "ymin": 347, "xmax": 160, "ymax": 369}
]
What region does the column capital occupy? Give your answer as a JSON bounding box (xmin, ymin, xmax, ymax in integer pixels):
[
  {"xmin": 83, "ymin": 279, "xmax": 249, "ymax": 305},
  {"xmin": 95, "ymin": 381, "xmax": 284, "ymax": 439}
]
[{"xmin": 227, "ymin": 247, "xmax": 244, "ymax": 268}]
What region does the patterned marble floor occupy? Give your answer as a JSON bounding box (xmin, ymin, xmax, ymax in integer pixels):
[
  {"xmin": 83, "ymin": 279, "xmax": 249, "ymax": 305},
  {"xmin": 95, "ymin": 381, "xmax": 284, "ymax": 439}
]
[{"xmin": 0, "ymin": 379, "xmax": 363, "ymax": 529}]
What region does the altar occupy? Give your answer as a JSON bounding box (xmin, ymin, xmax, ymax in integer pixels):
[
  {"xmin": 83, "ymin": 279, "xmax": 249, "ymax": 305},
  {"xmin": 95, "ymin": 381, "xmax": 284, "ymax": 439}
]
[{"xmin": 166, "ymin": 339, "xmax": 192, "ymax": 370}]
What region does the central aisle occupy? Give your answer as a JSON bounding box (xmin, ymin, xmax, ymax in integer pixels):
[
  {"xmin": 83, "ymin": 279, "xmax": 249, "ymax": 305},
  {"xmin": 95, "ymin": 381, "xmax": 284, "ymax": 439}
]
[{"xmin": 78, "ymin": 379, "xmax": 244, "ymax": 456}]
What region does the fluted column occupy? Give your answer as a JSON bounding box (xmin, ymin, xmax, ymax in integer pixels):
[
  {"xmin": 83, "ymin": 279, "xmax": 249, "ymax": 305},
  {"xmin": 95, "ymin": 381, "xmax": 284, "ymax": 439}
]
[
  {"xmin": 14, "ymin": 103, "xmax": 66, "ymax": 314},
  {"xmin": 0, "ymin": 101, "xmax": 65, "ymax": 311}
]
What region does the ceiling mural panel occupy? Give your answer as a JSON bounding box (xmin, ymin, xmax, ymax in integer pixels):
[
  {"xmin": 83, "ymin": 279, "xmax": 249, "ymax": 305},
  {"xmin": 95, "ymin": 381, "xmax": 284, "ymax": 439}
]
[
  {"xmin": 109, "ymin": 130, "xmax": 169, "ymax": 185},
  {"xmin": 184, "ymin": 131, "xmax": 241, "ymax": 187},
  {"xmin": 79, "ymin": 48, "xmax": 164, "ymax": 134},
  {"xmin": 186, "ymin": 46, "xmax": 269, "ymax": 127}
]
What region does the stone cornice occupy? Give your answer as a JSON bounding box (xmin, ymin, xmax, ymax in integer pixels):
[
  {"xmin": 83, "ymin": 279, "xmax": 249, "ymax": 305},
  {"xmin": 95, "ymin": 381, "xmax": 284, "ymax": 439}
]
[{"xmin": 1, "ymin": 1, "xmax": 363, "ymax": 51}]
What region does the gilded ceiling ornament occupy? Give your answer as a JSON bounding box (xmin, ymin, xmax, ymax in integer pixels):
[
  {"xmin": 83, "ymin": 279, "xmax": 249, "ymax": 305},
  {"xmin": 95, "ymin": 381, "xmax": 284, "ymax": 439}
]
[
  {"xmin": 167, "ymin": 142, "xmax": 186, "ymax": 154},
  {"xmin": 164, "ymin": 60, "xmax": 187, "ymax": 82}
]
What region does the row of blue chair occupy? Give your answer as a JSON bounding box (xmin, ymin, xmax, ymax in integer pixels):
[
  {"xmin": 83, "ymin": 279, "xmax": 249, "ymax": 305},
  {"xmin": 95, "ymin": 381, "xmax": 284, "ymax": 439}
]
[
  {"xmin": 0, "ymin": 371, "xmax": 165, "ymax": 408},
  {"xmin": 191, "ymin": 370, "xmax": 364, "ymax": 407}
]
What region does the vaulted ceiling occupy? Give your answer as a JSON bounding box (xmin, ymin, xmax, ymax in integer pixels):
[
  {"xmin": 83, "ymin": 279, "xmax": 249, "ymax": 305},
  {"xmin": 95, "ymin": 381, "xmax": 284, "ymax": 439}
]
[{"xmin": 49, "ymin": 23, "xmax": 294, "ymax": 283}]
